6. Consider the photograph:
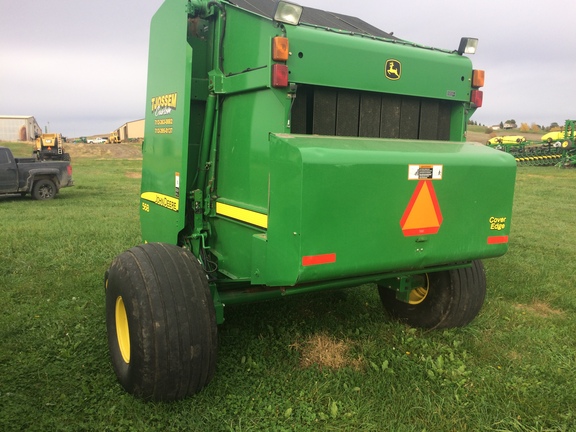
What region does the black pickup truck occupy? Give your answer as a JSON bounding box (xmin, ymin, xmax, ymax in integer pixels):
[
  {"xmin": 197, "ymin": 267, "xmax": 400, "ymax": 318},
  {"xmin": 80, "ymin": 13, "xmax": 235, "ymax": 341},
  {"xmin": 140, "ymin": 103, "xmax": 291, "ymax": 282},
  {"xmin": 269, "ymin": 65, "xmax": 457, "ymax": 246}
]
[{"xmin": 0, "ymin": 146, "xmax": 74, "ymax": 200}]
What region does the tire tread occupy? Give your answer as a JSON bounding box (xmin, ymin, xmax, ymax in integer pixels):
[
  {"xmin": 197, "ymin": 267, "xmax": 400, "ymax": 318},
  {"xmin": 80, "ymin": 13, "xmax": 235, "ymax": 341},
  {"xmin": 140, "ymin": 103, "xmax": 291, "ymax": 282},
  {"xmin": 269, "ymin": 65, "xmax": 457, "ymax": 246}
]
[
  {"xmin": 105, "ymin": 243, "xmax": 217, "ymax": 401},
  {"xmin": 378, "ymin": 260, "xmax": 486, "ymax": 329}
]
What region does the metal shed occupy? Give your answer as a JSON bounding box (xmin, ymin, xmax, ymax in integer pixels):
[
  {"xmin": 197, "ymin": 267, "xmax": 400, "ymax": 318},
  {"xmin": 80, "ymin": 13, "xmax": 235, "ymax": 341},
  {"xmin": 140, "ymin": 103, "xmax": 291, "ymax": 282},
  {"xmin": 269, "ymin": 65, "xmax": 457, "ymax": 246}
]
[{"xmin": 0, "ymin": 115, "xmax": 42, "ymax": 141}]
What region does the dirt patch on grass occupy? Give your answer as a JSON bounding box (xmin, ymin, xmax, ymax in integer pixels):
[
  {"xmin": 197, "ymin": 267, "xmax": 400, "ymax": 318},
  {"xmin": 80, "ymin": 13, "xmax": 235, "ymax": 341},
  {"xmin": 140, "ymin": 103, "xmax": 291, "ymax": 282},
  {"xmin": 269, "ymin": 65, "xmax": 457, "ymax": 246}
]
[
  {"xmin": 514, "ymin": 301, "xmax": 563, "ymax": 318},
  {"xmin": 294, "ymin": 333, "xmax": 364, "ymax": 370},
  {"xmin": 507, "ymin": 350, "xmax": 523, "ymax": 361},
  {"xmin": 125, "ymin": 171, "xmax": 142, "ymax": 179}
]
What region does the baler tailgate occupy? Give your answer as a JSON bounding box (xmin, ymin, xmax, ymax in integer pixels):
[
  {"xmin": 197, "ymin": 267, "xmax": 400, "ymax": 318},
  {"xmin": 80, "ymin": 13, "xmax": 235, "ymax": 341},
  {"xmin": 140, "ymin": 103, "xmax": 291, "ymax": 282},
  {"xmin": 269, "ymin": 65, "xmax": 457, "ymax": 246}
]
[{"xmin": 262, "ymin": 133, "xmax": 516, "ymax": 286}]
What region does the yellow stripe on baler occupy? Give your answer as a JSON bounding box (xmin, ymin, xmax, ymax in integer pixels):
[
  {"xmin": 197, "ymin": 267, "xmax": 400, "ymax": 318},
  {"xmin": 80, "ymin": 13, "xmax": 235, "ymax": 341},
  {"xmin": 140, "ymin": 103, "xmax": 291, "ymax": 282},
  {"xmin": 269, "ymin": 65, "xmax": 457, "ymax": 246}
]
[{"xmin": 216, "ymin": 202, "xmax": 268, "ymax": 228}]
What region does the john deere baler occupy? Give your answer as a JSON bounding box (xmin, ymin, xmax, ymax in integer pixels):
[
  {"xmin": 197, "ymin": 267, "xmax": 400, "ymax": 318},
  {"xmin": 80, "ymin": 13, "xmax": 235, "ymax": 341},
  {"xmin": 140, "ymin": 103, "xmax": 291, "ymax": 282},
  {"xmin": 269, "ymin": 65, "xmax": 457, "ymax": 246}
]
[{"xmin": 105, "ymin": 0, "xmax": 516, "ymax": 400}]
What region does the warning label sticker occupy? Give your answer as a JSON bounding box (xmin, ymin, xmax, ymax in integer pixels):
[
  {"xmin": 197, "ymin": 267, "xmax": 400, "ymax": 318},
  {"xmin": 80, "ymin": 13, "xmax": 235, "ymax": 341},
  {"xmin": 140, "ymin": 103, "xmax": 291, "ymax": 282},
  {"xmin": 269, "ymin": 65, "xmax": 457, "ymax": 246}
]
[{"xmin": 408, "ymin": 165, "xmax": 443, "ymax": 180}]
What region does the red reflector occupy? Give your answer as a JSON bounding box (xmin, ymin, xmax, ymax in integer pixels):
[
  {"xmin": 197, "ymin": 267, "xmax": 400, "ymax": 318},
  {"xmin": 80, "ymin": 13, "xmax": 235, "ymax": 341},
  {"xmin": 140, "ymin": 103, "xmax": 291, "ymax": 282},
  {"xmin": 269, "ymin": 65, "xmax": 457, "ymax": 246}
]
[
  {"xmin": 487, "ymin": 235, "xmax": 508, "ymax": 245},
  {"xmin": 272, "ymin": 64, "xmax": 289, "ymax": 88},
  {"xmin": 471, "ymin": 89, "xmax": 483, "ymax": 107},
  {"xmin": 302, "ymin": 253, "xmax": 336, "ymax": 266},
  {"xmin": 67, "ymin": 165, "xmax": 72, "ymax": 175}
]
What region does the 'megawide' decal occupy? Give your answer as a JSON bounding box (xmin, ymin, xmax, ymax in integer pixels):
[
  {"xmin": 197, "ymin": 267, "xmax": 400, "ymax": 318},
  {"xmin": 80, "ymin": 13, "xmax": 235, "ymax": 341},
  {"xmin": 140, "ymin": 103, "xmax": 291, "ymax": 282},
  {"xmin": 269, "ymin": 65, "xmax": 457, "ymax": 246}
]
[
  {"xmin": 141, "ymin": 192, "xmax": 179, "ymax": 212},
  {"xmin": 151, "ymin": 92, "xmax": 177, "ymax": 116}
]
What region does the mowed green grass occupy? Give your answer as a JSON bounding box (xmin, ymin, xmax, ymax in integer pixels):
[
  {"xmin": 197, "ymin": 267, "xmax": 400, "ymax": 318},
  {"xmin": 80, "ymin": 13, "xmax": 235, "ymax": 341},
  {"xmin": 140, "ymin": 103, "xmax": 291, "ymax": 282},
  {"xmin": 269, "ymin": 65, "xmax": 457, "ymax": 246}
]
[{"xmin": 1, "ymin": 143, "xmax": 575, "ymax": 431}]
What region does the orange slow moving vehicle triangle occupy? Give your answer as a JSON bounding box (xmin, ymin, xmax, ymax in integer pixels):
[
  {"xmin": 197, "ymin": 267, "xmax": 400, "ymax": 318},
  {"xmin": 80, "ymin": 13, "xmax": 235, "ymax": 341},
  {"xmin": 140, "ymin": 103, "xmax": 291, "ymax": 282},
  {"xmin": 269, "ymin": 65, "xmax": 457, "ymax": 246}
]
[{"xmin": 400, "ymin": 180, "xmax": 443, "ymax": 236}]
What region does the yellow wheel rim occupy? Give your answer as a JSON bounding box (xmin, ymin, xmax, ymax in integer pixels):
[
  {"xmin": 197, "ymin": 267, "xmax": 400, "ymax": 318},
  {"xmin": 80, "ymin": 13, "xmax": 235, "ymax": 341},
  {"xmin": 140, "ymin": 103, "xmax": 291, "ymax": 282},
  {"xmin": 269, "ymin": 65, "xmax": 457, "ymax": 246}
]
[
  {"xmin": 115, "ymin": 296, "xmax": 131, "ymax": 364},
  {"xmin": 408, "ymin": 274, "xmax": 430, "ymax": 305}
]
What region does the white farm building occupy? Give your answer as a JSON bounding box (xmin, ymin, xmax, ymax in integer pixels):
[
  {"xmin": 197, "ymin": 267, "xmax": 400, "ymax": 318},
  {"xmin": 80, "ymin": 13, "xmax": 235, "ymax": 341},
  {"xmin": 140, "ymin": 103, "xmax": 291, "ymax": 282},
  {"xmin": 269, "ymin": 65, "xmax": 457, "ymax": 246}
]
[{"xmin": 0, "ymin": 115, "xmax": 42, "ymax": 142}]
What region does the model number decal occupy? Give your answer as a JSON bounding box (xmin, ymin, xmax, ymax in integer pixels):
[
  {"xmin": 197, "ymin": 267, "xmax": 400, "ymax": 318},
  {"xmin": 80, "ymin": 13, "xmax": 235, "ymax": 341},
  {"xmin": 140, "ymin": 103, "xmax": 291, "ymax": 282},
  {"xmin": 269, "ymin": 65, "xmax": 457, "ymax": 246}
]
[{"xmin": 141, "ymin": 192, "xmax": 179, "ymax": 212}]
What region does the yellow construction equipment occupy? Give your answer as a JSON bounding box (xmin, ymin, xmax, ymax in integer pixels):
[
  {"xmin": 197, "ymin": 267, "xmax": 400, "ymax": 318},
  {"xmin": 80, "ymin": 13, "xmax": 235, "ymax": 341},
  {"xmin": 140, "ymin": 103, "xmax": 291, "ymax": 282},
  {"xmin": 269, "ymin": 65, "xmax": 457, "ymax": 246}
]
[
  {"xmin": 109, "ymin": 132, "xmax": 121, "ymax": 143},
  {"xmin": 33, "ymin": 133, "xmax": 71, "ymax": 161}
]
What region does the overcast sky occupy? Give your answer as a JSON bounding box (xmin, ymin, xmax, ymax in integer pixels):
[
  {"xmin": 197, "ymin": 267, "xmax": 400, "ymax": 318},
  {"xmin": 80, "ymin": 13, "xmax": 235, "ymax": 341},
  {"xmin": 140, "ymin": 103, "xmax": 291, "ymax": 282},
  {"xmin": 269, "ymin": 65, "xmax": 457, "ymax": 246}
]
[{"xmin": 1, "ymin": 0, "xmax": 575, "ymax": 137}]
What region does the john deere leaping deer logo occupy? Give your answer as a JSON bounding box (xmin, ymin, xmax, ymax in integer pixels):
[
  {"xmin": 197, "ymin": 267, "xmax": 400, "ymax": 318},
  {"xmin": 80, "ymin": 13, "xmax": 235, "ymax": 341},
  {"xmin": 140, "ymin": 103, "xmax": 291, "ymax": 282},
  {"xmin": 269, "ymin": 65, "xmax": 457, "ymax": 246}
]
[{"xmin": 385, "ymin": 59, "xmax": 401, "ymax": 80}]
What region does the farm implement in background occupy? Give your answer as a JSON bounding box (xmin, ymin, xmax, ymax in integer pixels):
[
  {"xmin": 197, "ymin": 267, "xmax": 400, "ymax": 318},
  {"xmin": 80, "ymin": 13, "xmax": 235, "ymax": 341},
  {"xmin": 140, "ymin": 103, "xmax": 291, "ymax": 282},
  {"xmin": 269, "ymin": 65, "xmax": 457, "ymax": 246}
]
[{"xmin": 486, "ymin": 120, "xmax": 575, "ymax": 167}]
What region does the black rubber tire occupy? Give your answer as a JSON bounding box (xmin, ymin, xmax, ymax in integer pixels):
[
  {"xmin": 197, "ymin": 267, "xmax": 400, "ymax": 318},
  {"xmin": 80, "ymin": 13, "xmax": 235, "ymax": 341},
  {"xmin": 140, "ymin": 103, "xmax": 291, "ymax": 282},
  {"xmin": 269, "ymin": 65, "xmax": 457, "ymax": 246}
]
[
  {"xmin": 31, "ymin": 179, "xmax": 57, "ymax": 200},
  {"xmin": 105, "ymin": 243, "xmax": 217, "ymax": 401},
  {"xmin": 378, "ymin": 260, "xmax": 486, "ymax": 329}
]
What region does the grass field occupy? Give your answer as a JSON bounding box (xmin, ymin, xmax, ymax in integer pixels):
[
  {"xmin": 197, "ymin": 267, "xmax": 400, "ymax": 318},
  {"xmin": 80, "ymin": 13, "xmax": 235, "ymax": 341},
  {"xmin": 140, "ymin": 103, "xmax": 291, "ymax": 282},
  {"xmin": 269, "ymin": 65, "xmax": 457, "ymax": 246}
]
[{"xmin": 1, "ymin": 142, "xmax": 575, "ymax": 431}]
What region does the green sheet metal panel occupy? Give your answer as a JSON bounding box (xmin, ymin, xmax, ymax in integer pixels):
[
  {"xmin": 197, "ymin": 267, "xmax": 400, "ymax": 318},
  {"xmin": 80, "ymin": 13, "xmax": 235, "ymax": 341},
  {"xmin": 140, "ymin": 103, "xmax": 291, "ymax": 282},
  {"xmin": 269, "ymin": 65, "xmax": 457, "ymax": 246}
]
[
  {"xmin": 205, "ymin": 92, "xmax": 285, "ymax": 282},
  {"xmin": 215, "ymin": 89, "xmax": 287, "ymax": 212},
  {"xmin": 264, "ymin": 134, "xmax": 516, "ymax": 286},
  {"xmin": 218, "ymin": 5, "xmax": 275, "ymax": 75},
  {"xmin": 140, "ymin": 0, "xmax": 193, "ymax": 244},
  {"xmin": 285, "ymin": 25, "xmax": 474, "ymax": 103},
  {"xmin": 209, "ymin": 217, "xmax": 261, "ymax": 280},
  {"xmin": 206, "ymin": 88, "xmax": 288, "ymax": 280}
]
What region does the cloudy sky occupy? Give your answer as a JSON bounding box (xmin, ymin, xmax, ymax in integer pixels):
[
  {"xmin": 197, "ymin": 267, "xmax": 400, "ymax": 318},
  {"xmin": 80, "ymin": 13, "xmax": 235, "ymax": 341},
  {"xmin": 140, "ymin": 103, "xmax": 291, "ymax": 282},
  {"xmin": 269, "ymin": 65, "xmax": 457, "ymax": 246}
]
[{"xmin": 1, "ymin": 0, "xmax": 575, "ymax": 137}]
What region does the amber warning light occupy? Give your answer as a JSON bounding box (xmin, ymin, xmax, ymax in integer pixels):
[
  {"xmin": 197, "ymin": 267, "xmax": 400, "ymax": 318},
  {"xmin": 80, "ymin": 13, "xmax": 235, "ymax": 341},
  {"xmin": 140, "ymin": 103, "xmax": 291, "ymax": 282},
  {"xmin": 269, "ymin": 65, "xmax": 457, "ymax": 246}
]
[
  {"xmin": 272, "ymin": 37, "xmax": 289, "ymax": 61},
  {"xmin": 472, "ymin": 70, "xmax": 485, "ymax": 87}
]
